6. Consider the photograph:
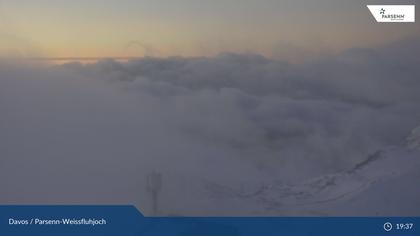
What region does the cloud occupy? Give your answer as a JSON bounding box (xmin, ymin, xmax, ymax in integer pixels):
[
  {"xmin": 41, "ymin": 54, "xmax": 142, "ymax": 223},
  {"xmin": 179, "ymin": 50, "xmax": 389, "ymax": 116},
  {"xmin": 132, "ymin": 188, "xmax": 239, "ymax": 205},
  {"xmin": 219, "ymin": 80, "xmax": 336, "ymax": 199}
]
[{"xmin": 0, "ymin": 38, "xmax": 420, "ymax": 215}]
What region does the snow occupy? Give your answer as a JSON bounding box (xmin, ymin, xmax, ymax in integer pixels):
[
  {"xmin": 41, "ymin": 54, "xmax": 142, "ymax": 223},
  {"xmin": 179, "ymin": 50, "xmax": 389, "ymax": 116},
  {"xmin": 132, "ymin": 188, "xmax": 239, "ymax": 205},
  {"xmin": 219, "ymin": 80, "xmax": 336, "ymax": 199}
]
[
  {"xmin": 195, "ymin": 145, "xmax": 420, "ymax": 216},
  {"xmin": 406, "ymin": 126, "xmax": 420, "ymax": 150}
]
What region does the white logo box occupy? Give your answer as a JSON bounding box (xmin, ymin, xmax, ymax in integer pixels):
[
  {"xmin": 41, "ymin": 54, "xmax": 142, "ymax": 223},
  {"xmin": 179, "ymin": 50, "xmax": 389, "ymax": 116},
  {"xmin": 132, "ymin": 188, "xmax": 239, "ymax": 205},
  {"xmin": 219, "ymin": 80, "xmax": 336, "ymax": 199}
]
[{"xmin": 367, "ymin": 5, "xmax": 415, "ymax": 22}]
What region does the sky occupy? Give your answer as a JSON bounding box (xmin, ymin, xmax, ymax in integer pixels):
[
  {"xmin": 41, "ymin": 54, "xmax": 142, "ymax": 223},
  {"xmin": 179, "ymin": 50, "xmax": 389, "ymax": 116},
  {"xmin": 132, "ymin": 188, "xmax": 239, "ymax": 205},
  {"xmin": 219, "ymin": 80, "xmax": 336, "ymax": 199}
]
[
  {"xmin": 0, "ymin": 0, "xmax": 418, "ymax": 61},
  {"xmin": 1, "ymin": 0, "xmax": 420, "ymax": 216}
]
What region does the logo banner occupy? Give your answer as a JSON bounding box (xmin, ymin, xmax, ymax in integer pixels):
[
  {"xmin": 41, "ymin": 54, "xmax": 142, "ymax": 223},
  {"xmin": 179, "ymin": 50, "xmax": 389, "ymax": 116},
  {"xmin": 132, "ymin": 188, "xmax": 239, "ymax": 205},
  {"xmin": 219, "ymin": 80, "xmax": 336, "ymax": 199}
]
[{"xmin": 367, "ymin": 5, "xmax": 415, "ymax": 22}]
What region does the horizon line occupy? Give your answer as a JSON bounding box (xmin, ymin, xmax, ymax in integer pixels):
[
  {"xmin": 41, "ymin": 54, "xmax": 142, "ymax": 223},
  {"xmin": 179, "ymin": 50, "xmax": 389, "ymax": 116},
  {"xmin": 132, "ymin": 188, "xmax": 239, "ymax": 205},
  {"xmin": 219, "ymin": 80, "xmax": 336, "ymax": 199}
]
[{"xmin": 15, "ymin": 56, "xmax": 143, "ymax": 61}]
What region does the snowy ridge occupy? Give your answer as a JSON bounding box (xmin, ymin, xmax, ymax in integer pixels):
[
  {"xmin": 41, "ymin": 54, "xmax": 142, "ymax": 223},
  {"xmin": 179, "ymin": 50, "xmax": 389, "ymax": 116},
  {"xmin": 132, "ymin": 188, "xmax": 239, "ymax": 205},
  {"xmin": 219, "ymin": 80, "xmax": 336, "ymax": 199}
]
[{"xmin": 202, "ymin": 126, "xmax": 420, "ymax": 215}]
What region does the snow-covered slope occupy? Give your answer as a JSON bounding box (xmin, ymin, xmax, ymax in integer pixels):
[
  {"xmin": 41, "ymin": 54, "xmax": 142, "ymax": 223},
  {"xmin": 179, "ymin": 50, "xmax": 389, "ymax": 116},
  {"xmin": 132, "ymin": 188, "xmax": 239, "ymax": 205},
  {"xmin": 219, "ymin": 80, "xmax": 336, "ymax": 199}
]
[{"xmin": 184, "ymin": 126, "xmax": 420, "ymax": 216}]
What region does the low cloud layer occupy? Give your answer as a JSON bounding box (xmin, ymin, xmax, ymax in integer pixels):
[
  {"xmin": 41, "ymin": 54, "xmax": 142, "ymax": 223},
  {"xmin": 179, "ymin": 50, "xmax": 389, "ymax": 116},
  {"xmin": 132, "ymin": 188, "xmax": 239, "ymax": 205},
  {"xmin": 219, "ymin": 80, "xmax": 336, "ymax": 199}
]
[{"xmin": 1, "ymin": 38, "xmax": 420, "ymax": 215}]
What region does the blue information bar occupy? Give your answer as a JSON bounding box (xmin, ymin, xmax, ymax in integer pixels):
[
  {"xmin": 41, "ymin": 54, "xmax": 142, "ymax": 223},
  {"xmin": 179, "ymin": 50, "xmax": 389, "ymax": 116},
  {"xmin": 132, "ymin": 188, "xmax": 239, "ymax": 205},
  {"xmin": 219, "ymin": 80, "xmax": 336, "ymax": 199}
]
[{"xmin": 1, "ymin": 206, "xmax": 419, "ymax": 236}]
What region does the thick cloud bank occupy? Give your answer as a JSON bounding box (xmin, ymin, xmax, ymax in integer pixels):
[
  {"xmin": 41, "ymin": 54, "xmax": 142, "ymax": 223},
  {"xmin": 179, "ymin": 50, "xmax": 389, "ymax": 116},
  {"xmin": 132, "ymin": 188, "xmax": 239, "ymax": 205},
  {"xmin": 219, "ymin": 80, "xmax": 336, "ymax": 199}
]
[{"xmin": 1, "ymin": 39, "xmax": 420, "ymax": 215}]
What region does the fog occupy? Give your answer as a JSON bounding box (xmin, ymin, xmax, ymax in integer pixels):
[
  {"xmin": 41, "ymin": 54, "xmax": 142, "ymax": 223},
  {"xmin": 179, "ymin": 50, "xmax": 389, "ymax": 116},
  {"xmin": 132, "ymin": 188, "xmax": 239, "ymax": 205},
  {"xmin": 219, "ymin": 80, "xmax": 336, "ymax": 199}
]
[{"xmin": 1, "ymin": 38, "xmax": 420, "ymax": 215}]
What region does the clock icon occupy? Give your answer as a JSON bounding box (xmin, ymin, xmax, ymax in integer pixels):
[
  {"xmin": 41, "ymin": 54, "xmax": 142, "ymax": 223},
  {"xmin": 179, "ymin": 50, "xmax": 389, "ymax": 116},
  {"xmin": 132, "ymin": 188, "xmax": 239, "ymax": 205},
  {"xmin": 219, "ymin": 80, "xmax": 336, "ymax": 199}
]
[{"xmin": 384, "ymin": 222, "xmax": 393, "ymax": 232}]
